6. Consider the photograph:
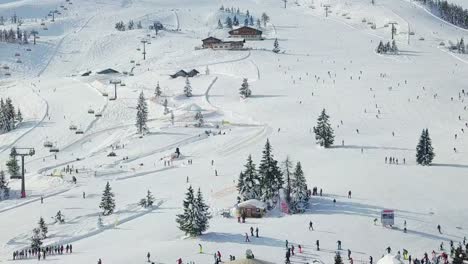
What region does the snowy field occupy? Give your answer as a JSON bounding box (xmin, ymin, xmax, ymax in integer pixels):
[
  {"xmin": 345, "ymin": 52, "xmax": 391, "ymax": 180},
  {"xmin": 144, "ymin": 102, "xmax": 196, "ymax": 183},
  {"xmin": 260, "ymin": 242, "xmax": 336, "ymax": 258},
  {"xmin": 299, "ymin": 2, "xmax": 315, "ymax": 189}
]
[{"xmin": 1, "ymin": 0, "xmax": 468, "ymax": 263}]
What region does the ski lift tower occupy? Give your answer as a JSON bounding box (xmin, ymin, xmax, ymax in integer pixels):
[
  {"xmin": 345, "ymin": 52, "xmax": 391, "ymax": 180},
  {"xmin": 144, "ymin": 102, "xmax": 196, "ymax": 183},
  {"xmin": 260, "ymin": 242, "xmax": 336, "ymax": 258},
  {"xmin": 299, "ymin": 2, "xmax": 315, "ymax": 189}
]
[
  {"xmin": 389, "ymin": 21, "xmax": 398, "ymax": 40},
  {"xmin": 141, "ymin": 40, "xmax": 148, "ymax": 60},
  {"xmin": 109, "ymin": 79, "xmax": 121, "ymax": 100},
  {"xmin": 10, "ymin": 147, "xmax": 35, "ymax": 198},
  {"xmin": 323, "ymin": 4, "xmax": 331, "ymax": 17}
]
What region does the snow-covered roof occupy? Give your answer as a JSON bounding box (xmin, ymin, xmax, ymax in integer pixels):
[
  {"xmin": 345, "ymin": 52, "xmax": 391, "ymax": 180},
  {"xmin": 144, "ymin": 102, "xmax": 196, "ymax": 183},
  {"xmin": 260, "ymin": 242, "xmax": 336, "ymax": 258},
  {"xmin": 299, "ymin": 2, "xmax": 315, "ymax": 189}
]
[
  {"xmin": 227, "ymin": 259, "xmax": 274, "ymax": 264},
  {"xmin": 377, "ymin": 255, "xmax": 404, "ymax": 264},
  {"xmin": 237, "ymin": 199, "xmax": 267, "ymax": 209}
]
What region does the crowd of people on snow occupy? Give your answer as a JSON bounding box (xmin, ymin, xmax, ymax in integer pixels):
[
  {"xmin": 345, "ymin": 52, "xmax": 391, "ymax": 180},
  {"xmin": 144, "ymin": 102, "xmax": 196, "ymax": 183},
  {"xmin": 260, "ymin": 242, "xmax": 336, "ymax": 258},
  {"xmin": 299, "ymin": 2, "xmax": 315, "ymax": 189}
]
[{"xmin": 13, "ymin": 244, "xmax": 73, "ymax": 261}]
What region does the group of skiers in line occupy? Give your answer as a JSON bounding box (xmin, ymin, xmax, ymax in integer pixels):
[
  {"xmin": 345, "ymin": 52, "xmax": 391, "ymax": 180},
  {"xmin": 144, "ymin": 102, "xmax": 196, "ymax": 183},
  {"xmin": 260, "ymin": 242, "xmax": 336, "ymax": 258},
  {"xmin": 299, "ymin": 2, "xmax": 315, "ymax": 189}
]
[
  {"xmin": 13, "ymin": 244, "xmax": 73, "ymax": 261},
  {"xmin": 284, "ymin": 239, "xmax": 305, "ymax": 264},
  {"xmin": 385, "ymin": 156, "xmax": 405, "ymax": 165},
  {"xmin": 244, "ymin": 226, "xmax": 260, "ymax": 242}
]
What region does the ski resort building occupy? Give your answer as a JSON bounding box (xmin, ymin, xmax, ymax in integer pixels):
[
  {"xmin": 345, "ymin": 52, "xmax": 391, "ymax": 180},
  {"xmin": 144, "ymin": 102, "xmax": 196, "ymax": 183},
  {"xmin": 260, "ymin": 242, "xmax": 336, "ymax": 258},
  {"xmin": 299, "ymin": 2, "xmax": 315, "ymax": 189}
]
[
  {"xmin": 201, "ymin": 37, "xmax": 245, "ymax": 50},
  {"xmin": 228, "ymin": 26, "xmax": 263, "ymax": 40},
  {"xmin": 233, "ymin": 199, "xmax": 267, "ymax": 218}
]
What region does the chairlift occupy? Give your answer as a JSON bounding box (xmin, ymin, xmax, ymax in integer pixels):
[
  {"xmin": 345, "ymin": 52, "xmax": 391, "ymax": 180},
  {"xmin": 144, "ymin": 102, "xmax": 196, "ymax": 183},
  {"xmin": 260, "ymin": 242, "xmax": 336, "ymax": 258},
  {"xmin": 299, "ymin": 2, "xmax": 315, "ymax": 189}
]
[
  {"xmin": 95, "ymin": 113, "xmax": 102, "ymax": 117},
  {"xmin": 120, "ymin": 83, "xmax": 126, "ymax": 86},
  {"xmin": 3, "ymin": 65, "xmax": 9, "ymax": 70},
  {"xmin": 26, "ymin": 48, "xmax": 32, "ymax": 51},
  {"xmin": 5, "ymin": 73, "xmax": 11, "ymax": 76},
  {"xmin": 88, "ymin": 109, "xmax": 95, "ymax": 114},
  {"xmin": 43, "ymin": 141, "xmax": 53, "ymax": 147},
  {"xmin": 102, "ymin": 92, "xmax": 108, "ymax": 97},
  {"xmin": 69, "ymin": 124, "xmax": 77, "ymax": 130},
  {"xmin": 15, "ymin": 53, "xmax": 20, "ymax": 57},
  {"xmin": 109, "ymin": 97, "xmax": 116, "ymax": 101},
  {"xmin": 16, "ymin": 59, "xmax": 22, "ymax": 63},
  {"xmin": 75, "ymin": 129, "xmax": 84, "ymax": 134},
  {"xmin": 50, "ymin": 147, "xmax": 59, "ymax": 153}
]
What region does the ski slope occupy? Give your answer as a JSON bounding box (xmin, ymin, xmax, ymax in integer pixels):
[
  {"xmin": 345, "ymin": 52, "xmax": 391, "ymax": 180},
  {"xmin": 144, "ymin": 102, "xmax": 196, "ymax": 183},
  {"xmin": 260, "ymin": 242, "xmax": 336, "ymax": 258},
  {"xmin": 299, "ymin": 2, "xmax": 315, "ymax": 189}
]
[{"xmin": 0, "ymin": 0, "xmax": 468, "ymax": 263}]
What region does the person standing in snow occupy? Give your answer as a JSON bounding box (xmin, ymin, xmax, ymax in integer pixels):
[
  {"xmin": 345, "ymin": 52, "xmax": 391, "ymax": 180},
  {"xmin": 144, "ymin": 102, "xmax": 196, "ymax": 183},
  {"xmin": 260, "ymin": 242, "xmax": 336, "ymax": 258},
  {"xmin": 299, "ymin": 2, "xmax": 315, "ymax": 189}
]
[
  {"xmin": 337, "ymin": 240, "xmax": 342, "ymax": 250},
  {"xmin": 245, "ymin": 233, "xmax": 250, "ymax": 242},
  {"xmin": 386, "ymin": 246, "xmax": 391, "ymax": 254},
  {"xmin": 285, "ymin": 240, "xmax": 289, "ymax": 249},
  {"xmin": 250, "ymin": 226, "xmax": 254, "ymax": 236},
  {"xmin": 348, "ymin": 191, "xmax": 352, "ymax": 198},
  {"xmin": 147, "ymin": 252, "xmax": 151, "ymax": 262},
  {"xmin": 316, "ymin": 240, "xmax": 320, "ymax": 251},
  {"xmin": 291, "ymin": 245, "xmax": 295, "ymax": 255},
  {"xmin": 348, "ymin": 249, "xmax": 352, "ymax": 259},
  {"xmin": 369, "ymin": 256, "xmax": 373, "ymax": 264},
  {"xmin": 285, "ymin": 250, "xmax": 291, "ymax": 264},
  {"xmin": 309, "ymin": 221, "xmax": 314, "ymax": 231},
  {"xmin": 217, "ymin": 251, "xmax": 221, "ymax": 262},
  {"xmin": 437, "ymin": 224, "xmax": 442, "ymax": 234},
  {"xmin": 255, "ymin": 227, "xmax": 259, "ymax": 237},
  {"xmin": 176, "ymin": 258, "xmax": 182, "ymax": 264},
  {"xmin": 199, "ymin": 244, "xmax": 203, "ymax": 254}
]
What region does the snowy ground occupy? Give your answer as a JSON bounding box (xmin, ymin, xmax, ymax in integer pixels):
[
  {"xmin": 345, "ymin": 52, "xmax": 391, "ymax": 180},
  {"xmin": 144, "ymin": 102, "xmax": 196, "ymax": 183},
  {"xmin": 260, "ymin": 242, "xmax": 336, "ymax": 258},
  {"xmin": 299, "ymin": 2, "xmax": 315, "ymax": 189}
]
[{"xmin": 1, "ymin": 0, "xmax": 468, "ymax": 263}]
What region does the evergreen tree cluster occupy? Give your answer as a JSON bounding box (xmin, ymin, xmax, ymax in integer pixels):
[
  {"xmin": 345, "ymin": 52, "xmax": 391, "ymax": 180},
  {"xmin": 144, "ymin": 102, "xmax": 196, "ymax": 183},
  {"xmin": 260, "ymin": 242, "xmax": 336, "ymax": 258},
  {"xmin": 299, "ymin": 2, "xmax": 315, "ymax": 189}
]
[
  {"xmin": 0, "ymin": 14, "xmax": 24, "ymax": 26},
  {"xmin": 0, "ymin": 97, "xmax": 22, "ymax": 133},
  {"xmin": 237, "ymin": 139, "xmax": 284, "ymax": 206},
  {"xmin": 416, "ymin": 128, "xmax": 435, "ymax": 166},
  {"xmin": 273, "ymin": 38, "xmax": 280, "ymax": 53},
  {"xmin": 219, "ymin": 6, "xmax": 256, "ymax": 29},
  {"xmin": 452, "ymin": 245, "xmax": 467, "ymax": 264},
  {"xmin": 99, "ymin": 182, "xmax": 116, "ymax": 215},
  {"xmin": 194, "ymin": 110, "xmax": 204, "ymax": 127},
  {"xmin": 415, "ymin": 0, "xmax": 468, "ymax": 29},
  {"xmin": 376, "ymin": 40, "xmax": 398, "ymax": 54},
  {"xmin": 449, "ymin": 38, "xmax": 467, "ymax": 54},
  {"xmin": 115, "ymin": 20, "xmax": 143, "ymax": 31},
  {"xmin": 135, "ymin": 91, "xmax": 148, "ymax": 134},
  {"xmin": 6, "ymin": 148, "xmax": 20, "ymax": 178},
  {"xmin": 184, "ymin": 77, "xmax": 192, "ymax": 97},
  {"xmin": 0, "ymin": 170, "xmax": 10, "ymax": 200},
  {"xmin": 30, "ymin": 217, "xmax": 48, "ymax": 250},
  {"xmin": 138, "ymin": 190, "xmax": 155, "ymax": 208},
  {"xmin": 313, "ymin": 109, "xmax": 335, "ymax": 148},
  {"xmin": 176, "ymin": 186, "xmax": 211, "ymax": 236},
  {"xmin": 0, "ymin": 27, "xmax": 30, "ymax": 44}
]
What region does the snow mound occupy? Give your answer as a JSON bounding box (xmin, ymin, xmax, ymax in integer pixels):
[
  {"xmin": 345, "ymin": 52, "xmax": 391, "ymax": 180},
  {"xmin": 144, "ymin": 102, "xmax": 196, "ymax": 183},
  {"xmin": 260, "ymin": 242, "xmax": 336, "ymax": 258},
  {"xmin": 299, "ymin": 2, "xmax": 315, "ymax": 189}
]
[
  {"xmin": 182, "ymin": 103, "xmax": 203, "ymax": 112},
  {"xmin": 237, "ymin": 199, "xmax": 267, "ymax": 209},
  {"xmin": 377, "ymin": 255, "xmax": 404, "ymax": 264}
]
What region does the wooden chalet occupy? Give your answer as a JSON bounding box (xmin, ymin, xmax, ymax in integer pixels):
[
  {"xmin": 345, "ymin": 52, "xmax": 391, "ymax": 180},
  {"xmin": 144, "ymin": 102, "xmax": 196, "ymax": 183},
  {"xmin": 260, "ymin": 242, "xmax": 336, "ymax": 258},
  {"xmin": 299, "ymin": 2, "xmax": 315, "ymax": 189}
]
[
  {"xmin": 228, "ymin": 26, "xmax": 263, "ymax": 40},
  {"xmin": 201, "ymin": 37, "xmax": 244, "ymax": 50}
]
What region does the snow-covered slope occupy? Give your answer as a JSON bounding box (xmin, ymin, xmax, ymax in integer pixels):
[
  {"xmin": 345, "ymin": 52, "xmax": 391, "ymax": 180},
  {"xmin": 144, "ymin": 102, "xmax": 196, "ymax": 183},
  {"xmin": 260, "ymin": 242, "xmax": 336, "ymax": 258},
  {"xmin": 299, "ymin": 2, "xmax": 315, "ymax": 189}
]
[{"xmin": 0, "ymin": 0, "xmax": 468, "ymax": 263}]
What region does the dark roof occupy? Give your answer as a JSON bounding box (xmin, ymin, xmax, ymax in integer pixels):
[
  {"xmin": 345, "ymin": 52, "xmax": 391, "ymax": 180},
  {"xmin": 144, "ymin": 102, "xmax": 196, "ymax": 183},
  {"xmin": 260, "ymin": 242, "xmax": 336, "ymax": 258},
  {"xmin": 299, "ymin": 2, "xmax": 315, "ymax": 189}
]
[
  {"xmin": 189, "ymin": 69, "xmax": 199, "ymax": 74},
  {"xmin": 228, "ymin": 26, "xmax": 262, "ymax": 35},
  {"xmin": 97, "ymin": 68, "xmax": 119, "ymax": 74},
  {"xmin": 202, "ymin": 37, "xmax": 222, "ymax": 42},
  {"xmin": 81, "ymin": 70, "xmax": 92, "ymax": 76}
]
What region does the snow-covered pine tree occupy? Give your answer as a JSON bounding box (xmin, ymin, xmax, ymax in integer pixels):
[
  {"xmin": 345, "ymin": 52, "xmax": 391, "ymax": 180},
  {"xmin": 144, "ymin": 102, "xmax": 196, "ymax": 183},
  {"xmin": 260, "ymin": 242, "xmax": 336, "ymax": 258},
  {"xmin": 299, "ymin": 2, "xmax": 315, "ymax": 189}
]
[
  {"xmin": 261, "ymin": 12, "xmax": 270, "ymax": 27},
  {"xmin": 244, "ymin": 18, "xmax": 249, "ymax": 26},
  {"xmin": 258, "ymin": 139, "xmax": 283, "ymax": 205},
  {"xmin": 416, "ymin": 128, "xmax": 435, "ymax": 166},
  {"xmin": 146, "ymin": 190, "xmax": 155, "ymax": 207},
  {"xmin": 16, "ymin": 108, "xmax": 22, "ymax": 125},
  {"xmin": 239, "ymin": 78, "xmax": 252, "ymax": 98},
  {"xmin": 384, "ymin": 42, "xmax": 391, "ymax": 52},
  {"xmin": 291, "ymin": 162, "xmax": 308, "ymax": 213},
  {"xmin": 176, "ymin": 186, "xmax": 199, "ymax": 236},
  {"xmin": 138, "ymin": 197, "xmax": 148, "ymax": 208},
  {"xmin": 115, "ymin": 21, "xmax": 125, "ymax": 31},
  {"xmin": 273, "ymin": 38, "xmax": 280, "ymax": 53},
  {"xmin": 54, "ymin": 210, "xmax": 65, "ymax": 224},
  {"xmin": 127, "ymin": 20, "xmax": 135, "ymax": 30},
  {"xmin": 184, "ymin": 77, "xmax": 192, "ymax": 97},
  {"xmin": 282, "ymin": 156, "xmax": 293, "ymax": 206},
  {"xmin": 313, "ymin": 109, "xmax": 335, "ymax": 148},
  {"xmin": 335, "ymin": 251, "xmax": 344, "ymax": 264},
  {"xmin": 0, "ymin": 170, "xmax": 9, "ymax": 199},
  {"xmin": 217, "ymin": 19, "xmax": 223, "ymax": 29},
  {"xmin": 376, "ymin": 41, "xmax": 385, "ymax": 53},
  {"xmin": 137, "ymin": 21, "xmax": 142, "ymax": 29},
  {"xmin": 391, "ymin": 40, "xmax": 398, "ymax": 54},
  {"xmin": 30, "ymin": 228, "xmax": 43, "ymax": 251},
  {"xmin": 155, "ymin": 82, "xmax": 162, "ymax": 97},
  {"xmin": 194, "ymin": 110, "xmax": 204, "ymax": 127},
  {"xmin": 249, "ymin": 16, "xmax": 254, "ymax": 26},
  {"xmin": 237, "ymin": 155, "xmax": 261, "ymax": 201},
  {"xmin": 136, "ymin": 91, "xmax": 148, "ymax": 134},
  {"xmin": 233, "ymin": 15, "xmax": 239, "ymax": 26},
  {"xmin": 6, "ymin": 148, "xmax": 19, "ymax": 177},
  {"xmin": 225, "ymin": 17, "xmax": 233, "ymax": 29},
  {"xmin": 194, "ymin": 188, "xmax": 211, "ymax": 235},
  {"xmin": 38, "ymin": 217, "xmax": 48, "ymax": 239},
  {"xmin": 99, "ymin": 182, "xmax": 116, "ymax": 215}
]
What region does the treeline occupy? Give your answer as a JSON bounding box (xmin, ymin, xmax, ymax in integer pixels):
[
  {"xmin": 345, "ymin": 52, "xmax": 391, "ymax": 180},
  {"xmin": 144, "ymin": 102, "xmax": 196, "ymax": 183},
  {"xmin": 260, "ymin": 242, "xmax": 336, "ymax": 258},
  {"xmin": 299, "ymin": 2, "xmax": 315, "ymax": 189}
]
[
  {"xmin": 115, "ymin": 20, "xmax": 143, "ymax": 31},
  {"xmin": 0, "ymin": 98, "xmax": 23, "ymax": 133},
  {"xmin": 416, "ymin": 0, "xmax": 468, "ymax": 29},
  {"xmin": 0, "ymin": 28, "xmax": 30, "ymax": 44},
  {"xmin": 218, "ymin": 6, "xmax": 270, "ymax": 29},
  {"xmin": 0, "ymin": 14, "xmax": 24, "ymax": 26},
  {"xmin": 376, "ymin": 40, "xmax": 399, "ymax": 55}
]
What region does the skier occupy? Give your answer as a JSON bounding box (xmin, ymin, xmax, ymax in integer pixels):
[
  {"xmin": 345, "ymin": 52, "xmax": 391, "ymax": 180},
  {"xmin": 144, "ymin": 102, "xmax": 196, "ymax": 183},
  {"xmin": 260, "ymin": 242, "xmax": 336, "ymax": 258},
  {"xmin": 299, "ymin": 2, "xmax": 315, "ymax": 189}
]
[
  {"xmin": 386, "ymin": 246, "xmax": 391, "ymax": 254},
  {"xmin": 298, "ymin": 244, "xmax": 302, "ymax": 253},
  {"xmin": 245, "ymin": 233, "xmax": 250, "ymax": 242},
  {"xmin": 285, "ymin": 249, "xmax": 291, "ymax": 264},
  {"xmin": 217, "ymin": 251, "xmax": 221, "ymax": 262},
  {"xmin": 255, "ymin": 227, "xmax": 259, "ymax": 237},
  {"xmin": 286, "ymin": 240, "xmax": 289, "ymax": 249},
  {"xmin": 369, "ymin": 256, "xmax": 373, "ymax": 264},
  {"xmin": 337, "ymin": 240, "xmax": 342, "ymax": 250},
  {"xmin": 316, "ymin": 240, "xmax": 320, "ymax": 251},
  {"xmin": 309, "ymin": 221, "xmax": 314, "ymax": 231},
  {"xmin": 333, "ymin": 198, "xmax": 336, "ymax": 205},
  {"xmin": 348, "ymin": 191, "xmax": 352, "ymax": 198},
  {"xmin": 83, "ymin": 192, "xmax": 86, "ymax": 199},
  {"xmin": 437, "ymin": 224, "xmax": 442, "ymax": 234},
  {"xmin": 147, "ymin": 252, "xmax": 151, "ymax": 262},
  {"xmin": 348, "ymin": 249, "xmax": 352, "ymax": 259},
  {"xmin": 199, "ymin": 244, "xmax": 203, "ymax": 254},
  {"xmin": 250, "ymin": 226, "xmax": 254, "ymax": 236},
  {"xmin": 291, "ymin": 245, "xmax": 295, "ymax": 255}
]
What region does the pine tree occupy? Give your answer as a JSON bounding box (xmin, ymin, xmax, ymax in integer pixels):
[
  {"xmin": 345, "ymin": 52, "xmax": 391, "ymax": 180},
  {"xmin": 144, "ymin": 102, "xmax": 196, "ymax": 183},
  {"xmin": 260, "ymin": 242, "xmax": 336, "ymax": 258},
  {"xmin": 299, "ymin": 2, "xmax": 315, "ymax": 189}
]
[
  {"xmin": 239, "ymin": 78, "xmax": 252, "ymax": 98},
  {"xmin": 30, "ymin": 228, "xmax": 43, "ymax": 250},
  {"xmin": 155, "ymin": 82, "xmax": 162, "ymax": 97},
  {"xmin": 146, "ymin": 190, "xmax": 155, "ymax": 207},
  {"xmin": 459, "ymin": 38, "xmax": 466, "ymax": 53},
  {"xmin": 452, "ymin": 245, "xmax": 466, "ymax": 264},
  {"xmin": 249, "ymin": 16, "xmax": 254, "ymax": 26},
  {"xmin": 237, "ymin": 155, "xmax": 261, "ymax": 201},
  {"xmin": 256, "ymin": 18, "xmax": 261, "ymax": 28},
  {"xmin": 0, "ymin": 170, "xmax": 9, "ymax": 199},
  {"xmin": 184, "ymin": 78, "xmax": 193, "ymax": 97},
  {"xmin": 416, "ymin": 129, "xmax": 435, "ymax": 166},
  {"xmin": 335, "ymin": 252, "xmax": 344, "ymax": 264},
  {"xmin": 217, "ymin": 19, "xmax": 223, "ymax": 29},
  {"xmin": 244, "ymin": 18, "xmax": 249, "ymax": 26},
  {"xmin": 99, "ymin": 182, "xmax": 116, "ymax": 215},
  {"xmin": 282, "ymin": 156, "xmax": 293, "ymax": 206},
  {"xmin": 54, "ymin": 210, "xmax": 65, "ymax": 224},
  {"xmin": 258, "ymin": 139, "xmax": 283, "ymax": 204},
  {"xmin": 261, "ymin": 12, "xmax": 270, "ymax": 27},
  {"xmin": 313, "ymin": 109, "xmax": 335, "ymax": 148},
  {"xmin": 38, "ymin": 217, "xmax": 48, "ymax": 239},
  {"xmin": 136, "ymin": 91, "xmax": 148, "ymax": 134},
  {"xmin": 391, "ymin": 40, "xmax": 398, "ymax": 54},
  {"xmin": 6, "ymin": 148, "xmax": 19, "ymax": 177},
  {"xmin": 291, "ymin": 162, "xmax": 308, "ymax": 212},
  {"xmin": 194, "ymin": 111, "xmax": 204, "ymax": 127},
  {"xmin": 233, "ymin": 15, "xmax": 239, "ymax": 26},
  {"xmin": 273, "ymin": 38, "xmax": 280, "ymax": 53},
  {"xmin": 176, "ymin": 186, "xmax": 211, "ymax": 236},
  {"xmin": 376, "ymin": 41, "xmax": 385, "ymax": 53},
  {"xmin": 194, "ymin": 188, "xmax": 211, "ymax": 234},
  {"xmin": 225, "ymin": 17, "xmax": 233, "ymax": 28}
]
